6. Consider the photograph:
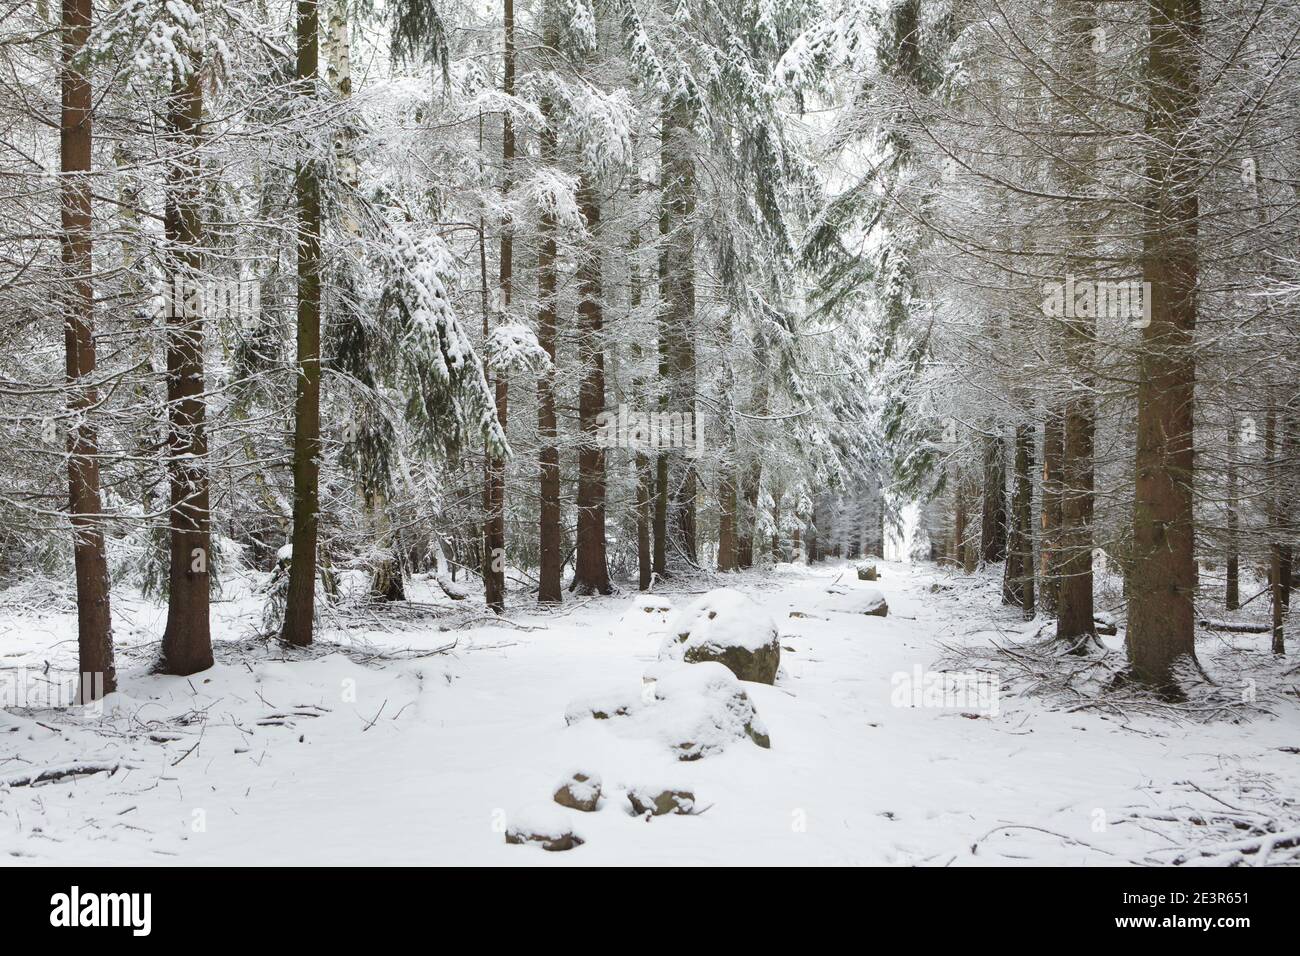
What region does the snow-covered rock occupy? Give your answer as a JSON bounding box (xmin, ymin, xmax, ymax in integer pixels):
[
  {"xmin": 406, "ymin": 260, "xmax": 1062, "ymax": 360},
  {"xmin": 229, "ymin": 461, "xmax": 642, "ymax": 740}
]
[
  {"xmin": 827, "ymin": 587, "xmax": 889, "ymax": 618},
  {"xmin": 658, "ymin": 587, "xmax": 781, "ymax": 684},
  {"xmin": 628, "ymin": 786, "xmax": 696, "ymax": 816},
  {"xmin": 553, "ymin": 771, "xmax": 602, "ymax": 812},
  {"xmin": 566, "ymin": 661, "xmax": 771, "ymax": 760},
  {"xmin": 563, "ymin": 691, "xmax": 637, "ymax": 726},
  {"xmin": 505, "ymin": 803, "xmax": 585, "ymax": 851},
  {"xmin": 650, "ymin": 661, "xmax": 771, "ymax": 757},
  {"xmin": 652, "ymin": 659, "xmax": 747, "ymax": 700},
  {"xmin": 856, "ymin": 563, "xmax": 878, "ymax": 581},
  {"xmin": 609, "ymin": 593, "xmax": 674, "ymax": 638}
]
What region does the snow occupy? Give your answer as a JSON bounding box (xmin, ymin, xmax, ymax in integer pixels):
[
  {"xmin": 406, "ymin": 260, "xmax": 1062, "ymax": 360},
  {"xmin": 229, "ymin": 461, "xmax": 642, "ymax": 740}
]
[
  {"xmin": 608, "ymin": 594, "xmax": 674, "ymax": 639},
  {"xmin": 563, "ymin": 691, "xmax": 637, "ymax": 726},
  {"xmin": 486, "ymin": 324, "xmax": 550, "ymax": 374},
  {"xmin": 2, "ymin": 560, "xmax": 1299, "ymax": 865},
  {"xmin": 651, "ymin": 660, "xmax": 739, "ymax": 698},
  {"xmin": 507, "ymin": 802, "xmax": 579, "ymax": 840}
]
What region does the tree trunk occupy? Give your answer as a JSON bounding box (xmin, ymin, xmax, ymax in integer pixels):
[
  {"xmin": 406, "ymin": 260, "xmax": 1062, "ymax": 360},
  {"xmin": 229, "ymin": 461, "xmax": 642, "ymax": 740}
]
[
  {"xmin": 636, "ymin": 453, "xmax": 653, "ymax": 588},
  {"xmin": 1002, "ymin": 424, "xmax": 1035, "ymax": 618},
  {"xmin": 1057, "ymin": 381, "xmax": 1098, "ymax": 648},
  {"xmin": 1040, "ymin": 407, "xmax": 1063, "ymax": 613},
  {"xmin": 535, "ymin": 51, "xmax": 562, "ymax": 603},
  {"xmin": 1282, "ymin": 405, "xmax": 1296, "ymax": 622},
  {"xmin": 1050, "ymin": 3, "xmax": 1101, "ymax": 651},
  {"xmin": 626, "ymin": 182, "xmax": 654, "ymax": 591},
  {"xmin": 366, "ymin": 490, "xmax": 403, "ymax": 600},
  {"xmin": 737, "ymin": 462, "xmax": 761, "ymax": 568},
  {"xmin": 717, "ymin": 467, "xmax": 738, "ymax": 571},
  {"xmin": 159, "ymin": 24, "xmax": 214, "ymax": 675},
  {"xmin": 1225, "ymin": 413, "xmax": 1239, "ymax": 609},
  {"xmin": 652, "ymin": 454, "xmax": 669, "ymax": 576},
  {"xmin": 736, "ymin": 334, "xmax": 770, "ymax": 570},
  {"xmin": 872, "ymin": 486, "xmax": 886, "ymax": 557},
  {"xmin": 954, "ymin": 462, "xmax": 971, "ymax": 572},
  {"xmin": 481, "ymin": 346, "xmax": 508, "ymax": 609},
  {"xmin": 481, "ymin": 0, "xmax": 514, "ymax": 613},
  {"xmin": 807, "ymin": 499, "xmax": 821, "ymax": 563},
  {"xmin": 771, "ymin": 491, "xmax": 783, "ymax": 562},
  {"xmin": 1125, "ymin": 0, "xmax": 1202, "ymax": 693},
  {"xmin": 979, "ymin": 431, "xmax": 1007, "ymax": 564},
  {"xmin": 654, "ymin": 107, "xmax": 673, "ymax": 578},
  {"xmin": 1266, "ymin": 405, "xmax": 1284, "ymax": 654},
  {"xmin": 571, "ymin": 182, "xmax": 611, "ymax": 594},
  {"xmin": 281, "ymin": 0, "xmax": 323, "ymax": 647},
  {"xmin": 659, "ymin": 99, "xmax": 697, "ymax": 564},
  {"xmin": 60, "ymin": 0, "xmax": 115, "ymax": 701}
]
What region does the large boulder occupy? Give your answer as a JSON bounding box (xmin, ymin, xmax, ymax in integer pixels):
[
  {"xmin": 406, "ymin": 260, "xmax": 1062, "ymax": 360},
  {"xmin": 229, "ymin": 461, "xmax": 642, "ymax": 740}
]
[
  {"xmin": 649, "ymin": 661, "xmax": 771, "ymax": 758},
  {"xmin": 659, "ymin": 587, "xmax": 780, "ymax": 684}
]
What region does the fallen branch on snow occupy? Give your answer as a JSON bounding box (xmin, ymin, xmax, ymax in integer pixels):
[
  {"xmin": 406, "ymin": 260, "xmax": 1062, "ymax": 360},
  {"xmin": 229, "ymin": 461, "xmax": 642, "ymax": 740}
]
[{"xmin": 1, "ymin": 762, "xmax": 124, "ymax": 788}]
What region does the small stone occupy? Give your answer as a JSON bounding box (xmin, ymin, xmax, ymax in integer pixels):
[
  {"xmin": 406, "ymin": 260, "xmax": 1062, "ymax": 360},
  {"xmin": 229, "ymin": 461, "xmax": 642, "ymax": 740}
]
[
  {"xmin": 628, "ymin": 787, "xmax": 696, "ymax": 816},
  {"xmin": 505, "ymin": 829, "xmax": 584, "ymax": 851},
  {"xmin": 563, "ymin": 692, "xmax": 635, "ymax": 725},
  {"xmin": 553, "ymin": 771, "xmax": 602, "ymax": 812},
  {"xmin": 505, "ymin": 804, "xmax": 585, "ymax": 851}
]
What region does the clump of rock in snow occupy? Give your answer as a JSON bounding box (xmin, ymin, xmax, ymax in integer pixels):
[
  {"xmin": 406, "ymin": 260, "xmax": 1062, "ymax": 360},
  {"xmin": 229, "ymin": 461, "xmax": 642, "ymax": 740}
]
[
  {"xmin": 505, "ymin": 803, "xmax": 585, "ymax": 851},
  {"xmin": 564, "ymin": 660, "xmax": 771, "ymax": 760},
  {"xmin": 608, "ymin": 593, "xmax": 675, "ymax": 638},
  {"xmin": 563, "ymin": 691, "xmax": 637, "ymax": 725},
  {"xmin": 1094, "ymin": 612, "xmax": 1119, "ymax": 636},
  {"xmin": 658, "ymin": 587, "xmax": 781, "ymax": 684},
  {"xmin": 628, "ymin": 786, "xmax": 696, "ymax": 817},
  {"xmin": 647, "ymin": 660, "xmax": 771, "ymax": 757},
  {"xmin": 826, "ymin": 586, "xmax": 889, "ymax": 618},
  {"xmin": 553, "ymin": 771, "xmax": 602, "ymax": 812},
  {"xmin": 856, "ymin": 562, "xmax": 879, "ymax": 581}
]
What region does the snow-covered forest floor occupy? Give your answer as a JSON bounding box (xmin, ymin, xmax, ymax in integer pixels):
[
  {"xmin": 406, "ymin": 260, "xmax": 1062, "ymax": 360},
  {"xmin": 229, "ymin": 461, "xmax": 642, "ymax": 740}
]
[{"xmin": 3, "ymin": 559, "xmax": 1298, "ymax": 866}]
